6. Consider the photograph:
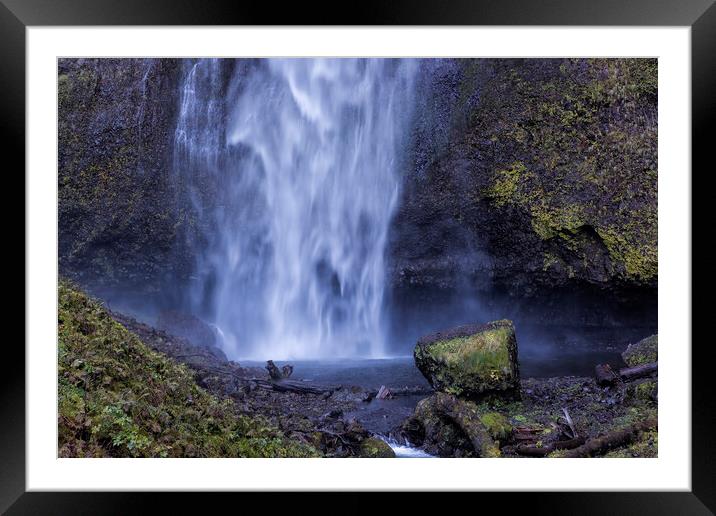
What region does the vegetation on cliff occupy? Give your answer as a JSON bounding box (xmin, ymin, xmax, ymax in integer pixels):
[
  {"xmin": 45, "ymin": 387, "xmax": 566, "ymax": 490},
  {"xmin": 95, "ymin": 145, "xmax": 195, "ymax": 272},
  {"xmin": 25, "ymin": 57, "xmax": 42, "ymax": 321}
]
[
  {"xmin": 58, "ymin": 280, "xmax": 319, "ymax": 457},
  {"xmin": 473, "ymin": 59, "xmax": 657, "ymax": 285},
  {"xmin": 393, "ymin": 58, "xmax": 657, "ymax": 313}
]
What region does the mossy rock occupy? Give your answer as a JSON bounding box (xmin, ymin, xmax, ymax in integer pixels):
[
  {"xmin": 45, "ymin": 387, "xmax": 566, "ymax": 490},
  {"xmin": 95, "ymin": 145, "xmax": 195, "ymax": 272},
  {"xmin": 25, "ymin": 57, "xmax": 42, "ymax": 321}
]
[
  {"xmin": 414, "ymin": 320, "xmax": 520, "ymax": 399},
  {"xmin": 622, "ymin": 334, "xmax": 658, "ymax": 367},
  {"xmin": 359, "ymin": 437, "xmax": 395, "ymax": 458}
]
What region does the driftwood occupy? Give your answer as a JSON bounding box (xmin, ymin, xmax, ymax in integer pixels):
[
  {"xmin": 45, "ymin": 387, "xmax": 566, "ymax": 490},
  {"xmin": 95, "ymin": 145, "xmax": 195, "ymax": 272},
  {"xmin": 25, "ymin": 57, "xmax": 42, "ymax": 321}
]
[
  {"xmin": 562, "ymin": 407, "xmax": 578, "ymax": 439},
  {"xmin": 251, "ymin": 378, "xmax": 334, "ymax": 395},
  {"xmin": 561, "ymin": 418, "xmax": 657, "ymax": 458},
  {"xmin": 516, "ymin": 437, "xmax": 586, "ymax": 457},
  {"xmin": 375, "ymin": 385, "xmax": 392, "ymax": 400},
  {"xmin": 595, "ymin": 361, "xmax": 658, "ymax": 386},
  {"xmin": 366, "ymin": 386, "xmax": 434, "ymax": 399},
  {"xmin": 620, "ymin": 362, "xmax": 658, "ymax": 382}
]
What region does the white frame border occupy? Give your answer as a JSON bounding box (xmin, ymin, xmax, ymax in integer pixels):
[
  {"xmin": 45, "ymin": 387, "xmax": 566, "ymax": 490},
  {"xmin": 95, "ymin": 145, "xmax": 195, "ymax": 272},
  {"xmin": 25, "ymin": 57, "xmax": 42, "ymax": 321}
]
[{"xmin": 27, "ymin": 26, "xmax": 690, "ymax": 491}]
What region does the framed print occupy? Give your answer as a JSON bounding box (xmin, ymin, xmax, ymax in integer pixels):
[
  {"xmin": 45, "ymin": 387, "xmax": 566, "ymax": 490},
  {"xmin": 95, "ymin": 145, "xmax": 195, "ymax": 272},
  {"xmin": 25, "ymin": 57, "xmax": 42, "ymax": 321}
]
[{"xmin": 8, "ymin": 0, "xmax": 714, "ymax": 511}]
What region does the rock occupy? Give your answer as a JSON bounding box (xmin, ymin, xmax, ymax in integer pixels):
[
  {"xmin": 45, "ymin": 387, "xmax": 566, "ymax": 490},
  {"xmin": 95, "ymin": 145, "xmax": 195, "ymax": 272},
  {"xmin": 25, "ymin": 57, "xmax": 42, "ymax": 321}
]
[
  {"xmin": 358, "ymin": 437, "xmax": 395, "ymax": 458},
  {"xmin": 622, "ymin": 335, "xmax": 658, "ymax": 367},
  {"xmin": 414, "ymin": 320, "xmax": 520, "ymax": 399}
]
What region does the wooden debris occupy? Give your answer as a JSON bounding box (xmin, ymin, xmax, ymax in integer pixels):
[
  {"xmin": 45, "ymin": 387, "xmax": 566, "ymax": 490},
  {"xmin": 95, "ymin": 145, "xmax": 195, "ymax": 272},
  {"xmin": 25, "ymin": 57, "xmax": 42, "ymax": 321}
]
[
  {"xmin": 595, "ymin": 363, "xmax": 619, "ymax": 386},
  {"xmin": 516, "ymin": 437, "xmax": 586, "ymax": 457},
  {"xmin": 367, "ymin": 386, "xmax": 434, "ymax": 399},
  {"xmin": 619, "ymin": 361, "xmax": 658, "ymax": 382},
  {"xmin": 562, "ymin": 407, "xmax": 578, "ymax": 438},
  {"xmin": 595, "ymin": 361, "xmax": 658, "ymax": 386},
  {"xmin": 375, "ymin": 385, "xmax": 392, "ymax": 399},
  {"xmin": 561, "ymin": 418, "xmax": 657, "ymax": 458},
  {"xmin": 266, "ymin": 360, "xmax": 284, "ymax": 380}
]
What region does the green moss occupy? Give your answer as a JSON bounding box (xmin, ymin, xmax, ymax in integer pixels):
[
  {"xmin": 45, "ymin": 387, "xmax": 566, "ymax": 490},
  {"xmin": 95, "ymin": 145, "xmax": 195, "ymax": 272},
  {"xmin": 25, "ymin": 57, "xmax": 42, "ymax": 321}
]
[
  {"xmin": 479, "ymin": 412, "xmax": 513, "ymax": 442},
  {"xmin": 422, "ymin": 324, "xmax": 516, "ymax": 397},
  {"xmin": 622, "ymin": 335, "xmax": 658, "ymax": 367},
  {"xmin": 58, "ymin": 74, "xmax": 71, "ymax": 109},
  {"xmin": 431, "ymin": 329, "xmax": 511, "ymax": 377},
  {"xmin": 604, "ymin": 430, "xmax": 658, "ymax": 458},
  {"xmin": 596, "ymin": 227, "xmax": 657, "ymax": 282},
  {"xmin": 485, "ymin": 162, "xmax": 526, "ymax": 207},
  {"xmin": 473, "ymin": 59, "xmax": 657, "ymax": 285},
  {"xmin": 629, "ymin": 380, "xmax": 657, "ymax": 404},
  {"xmin": 482, "ymin": 440, "xmax": 502, "ymax": 458},
  {"xmin": 58, "ymin": 279, "xmax": 320, "ymax": 458},
  {"xmin": 359, "ymin": 438, "xmax": 396, "ymax": 458},
  {"xmin": 530, "ymin": 204, "xmax": 586, "ymax": 240}
]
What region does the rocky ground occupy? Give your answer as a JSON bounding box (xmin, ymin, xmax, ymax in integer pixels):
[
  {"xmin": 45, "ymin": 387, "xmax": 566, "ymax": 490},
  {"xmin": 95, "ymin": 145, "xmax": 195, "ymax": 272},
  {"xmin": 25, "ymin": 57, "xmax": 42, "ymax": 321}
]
[
  {"xmin": 111, "ymin": 302, "xmax": 657, "ymax": 459},
  {"xmin": 400, "ymin": 325, "xmax": 657, "ymax": 458},
  {"xmin": 111, "ymin": 311, "xmax": 401, "ymax": 457}
]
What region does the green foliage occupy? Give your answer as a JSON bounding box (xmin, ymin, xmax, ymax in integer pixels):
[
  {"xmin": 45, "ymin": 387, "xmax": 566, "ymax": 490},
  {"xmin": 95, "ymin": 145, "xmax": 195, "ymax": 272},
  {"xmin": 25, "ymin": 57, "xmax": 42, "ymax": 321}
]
[{"xmin": 58, "ymin": 280, "xmax": 320, "ymax": 458}]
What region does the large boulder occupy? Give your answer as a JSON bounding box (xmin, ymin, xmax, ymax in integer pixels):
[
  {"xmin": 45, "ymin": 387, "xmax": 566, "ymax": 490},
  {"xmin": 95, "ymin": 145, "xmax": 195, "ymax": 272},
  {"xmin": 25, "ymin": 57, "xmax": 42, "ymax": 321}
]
[
  {"xmin": 622, "ymin": 334, "xmax": 658, "ymax": 367},
  {"xmin": 414, "ymin": 320, "xmax": 519, "ymax": 399}
]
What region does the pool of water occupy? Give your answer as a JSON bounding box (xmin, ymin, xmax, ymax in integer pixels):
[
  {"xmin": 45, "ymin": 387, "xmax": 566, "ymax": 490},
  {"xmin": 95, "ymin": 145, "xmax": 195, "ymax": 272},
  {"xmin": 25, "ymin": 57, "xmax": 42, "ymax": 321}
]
[{"xmin": 242, "ymin": 357, "xmax": 430, "ymax": 389}]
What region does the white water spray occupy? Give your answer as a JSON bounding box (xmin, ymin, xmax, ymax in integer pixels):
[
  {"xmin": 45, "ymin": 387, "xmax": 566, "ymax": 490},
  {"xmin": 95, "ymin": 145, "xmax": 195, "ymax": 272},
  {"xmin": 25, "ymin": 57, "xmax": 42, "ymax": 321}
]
[{"xmin": 174, "ymin": 58, "xmax": 416, "ymax": 359}]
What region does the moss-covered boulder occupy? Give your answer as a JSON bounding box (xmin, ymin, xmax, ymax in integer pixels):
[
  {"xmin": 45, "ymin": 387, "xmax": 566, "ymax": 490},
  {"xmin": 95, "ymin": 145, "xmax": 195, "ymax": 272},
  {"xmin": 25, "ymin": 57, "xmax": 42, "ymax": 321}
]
[
  {"xmin": 414, "ymin": 320, "xmax": 519, "ymax": 399},
  {"xmin": 358, "ymin": 437, "xmax": 396, "ymax": 458},
  {"xmin": 622, "ymin": 334, "xmax": 658, "ymax": 367}
]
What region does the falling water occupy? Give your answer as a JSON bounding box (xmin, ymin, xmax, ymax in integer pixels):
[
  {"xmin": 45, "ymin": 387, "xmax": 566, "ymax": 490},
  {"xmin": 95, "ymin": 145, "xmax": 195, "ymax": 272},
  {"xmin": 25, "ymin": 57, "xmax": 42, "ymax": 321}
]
[{"xmin": 173, "ymin": 58, "xmax": 416, "ymax": 359}]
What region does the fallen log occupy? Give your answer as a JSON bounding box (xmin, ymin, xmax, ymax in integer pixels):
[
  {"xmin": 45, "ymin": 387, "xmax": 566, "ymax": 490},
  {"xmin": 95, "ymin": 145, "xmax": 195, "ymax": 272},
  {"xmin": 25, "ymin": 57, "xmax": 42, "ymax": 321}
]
[
  {"xmin": 367, "ymin": 386, "xmax": 433, "ymax": 399},
  {"xmin": 251, "ymin": 378, "xmax": 334, "ymax": 395},
  {"xmin": 516, "ymin": 437, "xmax": 586, "ymax": 457},
  {"xmin": 595, "ymin": 361, "xmax": 657, "ymax": 386},
  {"xmin": 428, "ymin": 392, "xmax": 500, "ymax": 457},
  {"xmin": 561, "ymin": 418, "xmax": 657, "ymax": 458},
  {"xmin": 620, "ymin": 361, "xmax": 658, "ymax": 382}
]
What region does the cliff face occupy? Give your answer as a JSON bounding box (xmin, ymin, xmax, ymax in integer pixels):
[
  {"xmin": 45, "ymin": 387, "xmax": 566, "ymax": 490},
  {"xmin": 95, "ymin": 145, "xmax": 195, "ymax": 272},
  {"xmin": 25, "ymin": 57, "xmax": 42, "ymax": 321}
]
[
  {"xmin": 57, "ymin": 58, "xmax": 658, "ymax": 327},
  {"xmin": 388, "ymin": 58, "xmax": 657, "ymax": 328},
  {"xmin": 58, "ymin": 58, "xmax": 185, "ymax": 301}
]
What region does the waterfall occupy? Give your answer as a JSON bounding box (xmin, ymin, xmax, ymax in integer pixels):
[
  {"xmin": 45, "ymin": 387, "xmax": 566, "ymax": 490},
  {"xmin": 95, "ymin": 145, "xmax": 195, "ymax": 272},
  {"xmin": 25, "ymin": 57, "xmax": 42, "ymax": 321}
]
[{"xmin": 173, "ymin": 58, "xmax": 416, "ymax": 359}]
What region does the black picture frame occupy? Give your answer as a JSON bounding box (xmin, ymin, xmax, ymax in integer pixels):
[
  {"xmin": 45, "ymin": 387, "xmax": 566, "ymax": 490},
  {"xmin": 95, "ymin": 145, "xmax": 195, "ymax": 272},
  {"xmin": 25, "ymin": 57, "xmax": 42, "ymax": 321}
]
[{"xmin": 6, "ymin": 0, "xmax": 712, "ymax": 511}]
